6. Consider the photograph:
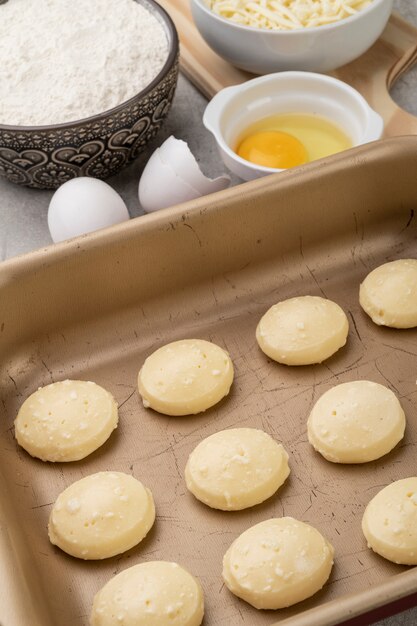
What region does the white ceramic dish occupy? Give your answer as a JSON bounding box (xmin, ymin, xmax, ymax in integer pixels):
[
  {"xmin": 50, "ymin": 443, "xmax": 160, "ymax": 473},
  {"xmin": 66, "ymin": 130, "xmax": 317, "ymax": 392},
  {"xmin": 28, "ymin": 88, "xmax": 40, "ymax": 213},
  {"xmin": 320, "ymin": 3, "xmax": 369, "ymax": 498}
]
[
  {"xmin": 203, "ymin": 71, "xmax": 384, "ymax": 181},
  {"xmin": 190, "ymin": 0, "xmax": 393, "ymax": 74}
]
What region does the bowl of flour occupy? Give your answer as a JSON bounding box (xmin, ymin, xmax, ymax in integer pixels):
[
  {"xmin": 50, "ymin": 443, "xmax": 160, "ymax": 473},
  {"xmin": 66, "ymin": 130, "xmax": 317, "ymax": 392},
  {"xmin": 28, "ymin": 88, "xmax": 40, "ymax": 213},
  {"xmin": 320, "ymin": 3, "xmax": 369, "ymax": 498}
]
[{"xmin": 0, "ymin": 0, "xmax": 179, "ymax": 188}]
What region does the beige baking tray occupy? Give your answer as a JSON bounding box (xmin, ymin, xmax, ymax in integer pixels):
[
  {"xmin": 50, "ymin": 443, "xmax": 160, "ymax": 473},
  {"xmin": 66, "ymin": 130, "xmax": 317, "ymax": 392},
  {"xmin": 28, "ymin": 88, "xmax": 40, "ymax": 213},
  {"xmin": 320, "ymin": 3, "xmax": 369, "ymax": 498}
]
[{"xmin": 2, "ymin": 136, "xmax": 417, "ymax": 626}]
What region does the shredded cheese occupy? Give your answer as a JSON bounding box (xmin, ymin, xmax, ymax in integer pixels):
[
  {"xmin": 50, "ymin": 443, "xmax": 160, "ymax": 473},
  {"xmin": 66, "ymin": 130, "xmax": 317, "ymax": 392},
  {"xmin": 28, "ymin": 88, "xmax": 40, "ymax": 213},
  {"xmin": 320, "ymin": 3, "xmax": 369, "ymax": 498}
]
[{"xmin": 207, "ymin": 0, "xmax": 372, "ymax": 30}]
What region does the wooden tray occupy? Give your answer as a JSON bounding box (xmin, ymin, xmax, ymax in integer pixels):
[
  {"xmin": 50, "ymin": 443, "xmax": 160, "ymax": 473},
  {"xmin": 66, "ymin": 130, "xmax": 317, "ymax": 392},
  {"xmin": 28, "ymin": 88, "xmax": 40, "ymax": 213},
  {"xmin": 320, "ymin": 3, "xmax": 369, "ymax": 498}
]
[
  {"xmin": 2, "ymin": 137, "xmax": 417, "ymax": 626},
  {"xmin": 157, "ymin": 1, "xmax": 417, "ymax": 136}
]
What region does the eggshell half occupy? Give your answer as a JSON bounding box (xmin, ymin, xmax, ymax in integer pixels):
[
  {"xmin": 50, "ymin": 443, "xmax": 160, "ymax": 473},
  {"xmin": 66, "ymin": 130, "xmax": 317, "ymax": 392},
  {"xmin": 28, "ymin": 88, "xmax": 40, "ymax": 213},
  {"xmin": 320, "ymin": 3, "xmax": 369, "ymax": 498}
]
[
  {"xmin": 139, "ymin": 149, "xmax": 202, "ymax": 213},
  {"xmin": 159, "ymin": 137, "xmax": 230, "ymax": 195},
  {"xmin": 138, "ymin": 136, "xmax": 230, "ymax": 213}
]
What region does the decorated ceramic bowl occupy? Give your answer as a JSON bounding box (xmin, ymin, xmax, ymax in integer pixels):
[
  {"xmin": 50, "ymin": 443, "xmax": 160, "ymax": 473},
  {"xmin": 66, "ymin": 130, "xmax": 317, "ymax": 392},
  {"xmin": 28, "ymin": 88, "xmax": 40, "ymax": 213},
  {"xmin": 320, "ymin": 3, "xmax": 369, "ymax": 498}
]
[{"xmin": 0, "ymin": 0, "xmax": 179, "ymax": 189}]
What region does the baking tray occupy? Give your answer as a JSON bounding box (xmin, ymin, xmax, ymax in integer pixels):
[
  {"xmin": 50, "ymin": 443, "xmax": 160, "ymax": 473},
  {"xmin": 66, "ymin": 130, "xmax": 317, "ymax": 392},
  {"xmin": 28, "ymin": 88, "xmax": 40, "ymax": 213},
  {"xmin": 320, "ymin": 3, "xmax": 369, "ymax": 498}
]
[{"xmin": 2, "ymin": 136, "xmax": 417, "ymax": 626}]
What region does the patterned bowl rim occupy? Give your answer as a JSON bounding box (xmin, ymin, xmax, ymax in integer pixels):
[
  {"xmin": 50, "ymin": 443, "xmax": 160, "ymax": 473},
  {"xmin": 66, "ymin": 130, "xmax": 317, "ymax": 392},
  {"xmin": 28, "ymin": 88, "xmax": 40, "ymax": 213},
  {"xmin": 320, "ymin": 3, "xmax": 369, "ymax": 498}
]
[{"xmin": 0, "ymin": 0, "xmax": 179, "ymax": 133}]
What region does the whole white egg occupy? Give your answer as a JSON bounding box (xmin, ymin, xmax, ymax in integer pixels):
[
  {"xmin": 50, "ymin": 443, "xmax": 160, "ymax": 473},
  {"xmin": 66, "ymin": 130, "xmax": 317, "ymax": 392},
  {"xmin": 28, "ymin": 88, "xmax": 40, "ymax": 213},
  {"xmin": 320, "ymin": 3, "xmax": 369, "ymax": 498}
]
[{"xmin": 48, "ymin": 177, "xmax": 130, "ymax": 243}]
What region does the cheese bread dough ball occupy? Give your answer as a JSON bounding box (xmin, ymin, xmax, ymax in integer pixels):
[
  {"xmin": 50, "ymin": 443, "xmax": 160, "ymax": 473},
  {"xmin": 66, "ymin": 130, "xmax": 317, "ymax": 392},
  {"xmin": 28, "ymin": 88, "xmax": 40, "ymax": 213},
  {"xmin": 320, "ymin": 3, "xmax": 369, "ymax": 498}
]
[
  {"xmin": 362, "ymin": 478, "xmax": 417, "ymax": 565},
  {"xmin": 48, "ymin": 472, "xmax": 155, "ymax": 560},
  {"xmin": 359, "ymin": 259, "xmax": 417, "ymax": 328},
  {"xmin": 185, "ymin": 428, "xmax": 290, "ymax": 510},
  {"xmin": 14, "ymin": 380, "xmax": 118, "ymax": 462},
  {"xmin": 308, "ymin": 381, "xmax": 405, "ymax": 464},
  {"xmin": 256, "ymin": 296, "xmax": 349, "ymax": 366},
  {"xmin": 222, "ymin": 517, "xmax": 334, "ymax": 609},
  {"xmin": 90, "ymin": 561, "xmax": 204, "ymax": 626},
  {"xmin": 138, "ymin": 339, "xmax": 234, "ymax": 416}
]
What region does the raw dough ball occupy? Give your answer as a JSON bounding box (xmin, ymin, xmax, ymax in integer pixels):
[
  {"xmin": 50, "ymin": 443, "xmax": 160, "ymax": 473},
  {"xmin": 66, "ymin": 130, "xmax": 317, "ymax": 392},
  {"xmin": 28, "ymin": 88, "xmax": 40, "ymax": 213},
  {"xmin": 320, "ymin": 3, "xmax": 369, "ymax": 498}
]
[
  {"xmin": 308, "ymin": 381, "xmax": 405, "ymax": 463},
  {"xmin": 90, "ymin": 561, "xmax": 204, "ymax": 626},
  {"xmin": 222, "ymin": 517, "xmax": 334, "ymax": 609},
  {"xmin": 359, "ymin": 259, "xmax": 417, "ymax": 328},
  {"xmin": 256, "ymin": 296, "xmax": 349, "ymax": 366},
  {"xmin": 362, "ymin": 478, "xmax": 417, "ymax": 565},
  {"xmin": 138, "ymin": 339, "xmax": 234, "ymax": 416},
  {"xmin": 185, "ymin": 428, "xmax": 290, "ymax": 510},
  {"xmin": 48, "ymin": 472, "xmax": 155, "ymax": 560},
  {"xmin": 14, "ymin": 380, "xmax": 118, "ymax": 462}
]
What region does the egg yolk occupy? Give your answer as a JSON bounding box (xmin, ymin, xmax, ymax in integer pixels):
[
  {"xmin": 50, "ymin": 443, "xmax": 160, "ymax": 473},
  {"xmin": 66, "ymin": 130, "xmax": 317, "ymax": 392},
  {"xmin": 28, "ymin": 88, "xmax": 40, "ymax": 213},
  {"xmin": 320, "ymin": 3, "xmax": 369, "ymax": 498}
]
[{"xmin": 236, "ymin": 130, "xmax": 308, "ymax": 169}]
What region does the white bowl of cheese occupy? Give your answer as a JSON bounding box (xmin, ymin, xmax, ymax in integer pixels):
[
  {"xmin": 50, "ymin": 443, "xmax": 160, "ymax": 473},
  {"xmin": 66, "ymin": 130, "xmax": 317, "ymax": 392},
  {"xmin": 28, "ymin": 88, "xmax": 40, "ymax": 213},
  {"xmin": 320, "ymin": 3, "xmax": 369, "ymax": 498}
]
[{"xmin": 190, "ymin": 0, "xmax": 393, "ymax": 73}]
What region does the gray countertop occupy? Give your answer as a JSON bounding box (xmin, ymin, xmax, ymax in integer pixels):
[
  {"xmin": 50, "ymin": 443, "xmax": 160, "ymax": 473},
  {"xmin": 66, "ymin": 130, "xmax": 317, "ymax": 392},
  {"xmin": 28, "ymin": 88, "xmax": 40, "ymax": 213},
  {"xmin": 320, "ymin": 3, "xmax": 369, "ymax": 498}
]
[
  {"xmin": 2, "ymin": 2, "xmax": 417, "ymax": 625},
  {"xmin": 2, "ymin": 0, "xmax": 416, "ymax": 261}
]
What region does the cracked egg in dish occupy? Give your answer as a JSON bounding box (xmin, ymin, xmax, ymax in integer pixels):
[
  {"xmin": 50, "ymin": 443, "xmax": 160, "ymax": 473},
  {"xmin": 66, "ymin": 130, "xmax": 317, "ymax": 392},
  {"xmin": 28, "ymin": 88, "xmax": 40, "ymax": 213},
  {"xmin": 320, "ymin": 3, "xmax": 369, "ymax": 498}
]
[{"xmin": 204, "ymin": 71, "xmax": 383, "ymax": 181}]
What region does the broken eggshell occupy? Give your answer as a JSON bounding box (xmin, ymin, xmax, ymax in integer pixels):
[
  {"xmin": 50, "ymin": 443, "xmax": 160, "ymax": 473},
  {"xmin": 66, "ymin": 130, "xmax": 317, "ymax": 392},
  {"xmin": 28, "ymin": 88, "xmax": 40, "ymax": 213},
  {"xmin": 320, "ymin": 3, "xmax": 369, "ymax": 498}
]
[{"xmin": 138, "ymin": 136, "xmax": 230, "ymax": 213}]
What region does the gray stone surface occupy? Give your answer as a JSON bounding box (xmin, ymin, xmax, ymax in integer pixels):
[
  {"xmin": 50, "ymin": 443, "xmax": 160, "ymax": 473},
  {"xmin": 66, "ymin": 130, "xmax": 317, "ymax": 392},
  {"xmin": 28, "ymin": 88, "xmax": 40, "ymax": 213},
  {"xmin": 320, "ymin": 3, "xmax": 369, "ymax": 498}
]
[
  {"xmin": 1, "ymin": 2, "xmax": 417, "ymax": 624},
  {"xmin": 1, "ymin": 1, "xmax": 416, "ymax": 259}
]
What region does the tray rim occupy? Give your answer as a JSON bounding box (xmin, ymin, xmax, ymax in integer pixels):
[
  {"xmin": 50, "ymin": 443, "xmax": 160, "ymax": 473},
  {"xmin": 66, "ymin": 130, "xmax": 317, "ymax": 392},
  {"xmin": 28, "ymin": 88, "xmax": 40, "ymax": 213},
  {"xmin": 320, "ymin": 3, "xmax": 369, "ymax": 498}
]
[{"xmin": 1, "ymin": 134, "xmax": 416, "ymax": 275}]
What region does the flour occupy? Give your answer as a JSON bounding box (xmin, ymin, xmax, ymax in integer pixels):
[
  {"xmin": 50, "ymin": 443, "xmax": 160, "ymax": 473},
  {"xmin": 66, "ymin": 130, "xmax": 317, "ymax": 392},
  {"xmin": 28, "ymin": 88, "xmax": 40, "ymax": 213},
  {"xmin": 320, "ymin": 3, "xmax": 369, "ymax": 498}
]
[{"xmin": 0, "ymin": 0, "xmax": 169, "ymax": 126}]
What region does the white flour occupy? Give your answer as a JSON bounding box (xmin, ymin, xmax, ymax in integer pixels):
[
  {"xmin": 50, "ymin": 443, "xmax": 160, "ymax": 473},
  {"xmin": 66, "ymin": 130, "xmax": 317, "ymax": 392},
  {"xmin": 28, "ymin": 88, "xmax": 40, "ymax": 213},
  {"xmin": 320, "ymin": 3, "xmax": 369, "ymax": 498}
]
[{"xmin": 0, "ymin": 0, "xmax": 169, "ymax": 126}]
